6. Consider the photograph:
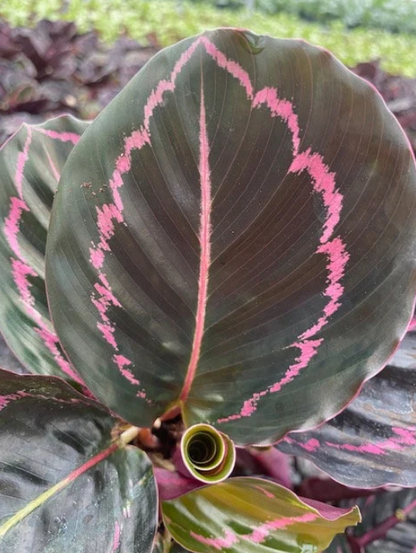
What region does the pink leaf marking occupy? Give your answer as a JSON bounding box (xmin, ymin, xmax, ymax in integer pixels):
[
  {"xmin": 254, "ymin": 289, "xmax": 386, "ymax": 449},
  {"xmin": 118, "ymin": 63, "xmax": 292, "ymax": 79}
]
[
  {"xmin": 290, "ymin": 149, "xmax": 342, "ymax": 244},
  {"xmin": 252, "ymin": 484, "xmax": 275, "ymax": 499},
  {"xmin": 199, "ymin": 36, "xmax": 254, "ymax": 99},
  {"xmin": 34, "ymin": 127, "xmax": 81, "ymax": 144},
  {"xmin": 114, "ymin": 355, "xmax": 140, "ymax": 385},
  {"xmin": 217, "ymin": 124, "xmax": 348, "ymax": 424},
  {"xmin": 285, "ymin": 437, "xmax": 320, "ymax": 453},
  {"xmin": 326, "ymin": 426, "xmax": 416, "ymax": 456},
  {"xmin": 4, "ymin": 197, "xmax": 30, "ymax": 258},
  {"xmin": 0, "ymin": 391, "xmax": 30, "ymax": 411},
  {"xmin": 2, "ymin": 125, "xmax": 86, "ymax": 386},
  {"xmin": 253, "ymin": 87, "xmax": 300, "ymax": 154},
  {"xmin": 190, "ymin": 529, "xmax": 238, "ymax": 550},
  {"xmin": 46, "ymin": 150, "xmax": 60, "ymax": 181},
  {"xmin": 15, "ymin": 127, "xmax": 32, "ymax": 199},
  {"xmin": 245, "ymin": 512, "xmax": 318, "ymax": 543},
  {"xmin": 180, "ymin": 81, "xmax": 212, "ymax": 402},
  {"xmin": 0, "ymin": 389, "xmax": 90, "ymax": 412},
  {"xmin": 86, "ymin": 35, "xmax": 300, "ymax": 399},
  {"xmin": 85, "ymin": 34, "xmax": 348, "ymax": 412},
  {"xmin": 64, "ymin": 441, "xmax": 119, "ymax": 484},
  {"xmin": 112, "ymin": 520, "xmax": 121, "ymax": 552},
  {"xmin": 190, "ymin": 512, "xmax": 318, "ymax": 549}
]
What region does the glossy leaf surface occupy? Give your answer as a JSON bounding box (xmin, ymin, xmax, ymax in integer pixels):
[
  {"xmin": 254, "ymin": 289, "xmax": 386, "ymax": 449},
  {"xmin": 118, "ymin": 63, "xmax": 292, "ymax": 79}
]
[
  {"xmin": 0, "ymin": 369, "xmax": 157, "ymax": 553},
  {"xmin": 162, "ymin": 476, "xmax": 360, "ymax": 553},
  {"xmin": 0, "ymin": 116, "xmax": 89, "ymax": 385},
  {"xmin": 46, "ymin": 29, "xmax": 416, "ymax": 444},
  {"xmin": 278, "ymin": 329, "xmax": 416, "ymax": 487}
]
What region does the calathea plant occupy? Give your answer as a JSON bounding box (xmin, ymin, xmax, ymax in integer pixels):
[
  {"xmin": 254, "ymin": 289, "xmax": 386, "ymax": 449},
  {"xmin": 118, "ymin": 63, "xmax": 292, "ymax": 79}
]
[{"xmin": 0, "ymin": 27, "xmax": 416, "ymax": 553}]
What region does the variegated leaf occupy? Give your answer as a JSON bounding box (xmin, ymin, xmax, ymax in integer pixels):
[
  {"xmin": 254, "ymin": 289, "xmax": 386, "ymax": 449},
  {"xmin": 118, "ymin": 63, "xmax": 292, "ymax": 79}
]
[
  {"xmin": 162, "ymin": 477, "xmax": 360, "ymax": 553},
  {"xmin": 0, "ymin": 116, "xmax": 89, "ymax": 386},
  {"xmin": 0, "ymin": 369, "xmax": 157, "ymax": 553},
  {"xmin": 45, "ymin": 29, "xmax": 416, "ymax": 445},
  {"xmin": 278, "ymin": 328, "xmax": 416, "ymax": 487}
]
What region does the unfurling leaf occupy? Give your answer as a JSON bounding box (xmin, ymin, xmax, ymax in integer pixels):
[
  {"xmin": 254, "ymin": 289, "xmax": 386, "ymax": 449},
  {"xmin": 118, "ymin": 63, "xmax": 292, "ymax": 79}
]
[
  {"xmin": 177, "ymin": 423, "xmax": 235, "ymax": 483},
  {"xmin": 0, "ymin": 369, "xmax": 157, "ymax": 553},
  {"xmin": 45, "ymin": 28, "xmax": 416, "ymax": 445},
  {"xmin": 0, "ymin": 116, "xmax": 89, "ymax": 385},
  {"xmin": 162, "ymin": 477, "xmax": 361, "ymax": 553}
]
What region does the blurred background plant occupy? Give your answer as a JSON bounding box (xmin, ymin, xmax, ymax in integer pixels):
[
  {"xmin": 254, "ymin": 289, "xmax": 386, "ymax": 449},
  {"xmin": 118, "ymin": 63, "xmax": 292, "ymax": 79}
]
[
  {"xmin": 2, "ymin": 0, "xmax": 416, "ymax": 157},
  {"xmin": 1, "ymin": 0, "xmax": 416, "ymax": 75}
]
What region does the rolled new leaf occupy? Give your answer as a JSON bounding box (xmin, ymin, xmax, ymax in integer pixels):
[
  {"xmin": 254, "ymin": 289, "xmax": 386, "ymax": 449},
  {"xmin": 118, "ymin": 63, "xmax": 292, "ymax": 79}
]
[
  {"xmin": 162, "ymin": 477, "xmax": 361, "ymax": 553},
  {"xmin": 178, "ymin": 423, "xmax": 236, "ymax": 483}
]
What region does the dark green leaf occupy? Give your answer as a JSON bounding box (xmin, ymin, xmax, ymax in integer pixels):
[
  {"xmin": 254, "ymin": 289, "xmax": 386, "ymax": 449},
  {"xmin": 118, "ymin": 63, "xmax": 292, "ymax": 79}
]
[
  {"xmin": 0, "ymin": 369, "xmax": 157, "ymax": 552},
  {"xmin": 162, "ymin": 477, "xmax": 360, "ymax": 553},
  {"xmin": 46, "ymin": 29, "xmax": 416, "ymax": 444},
  {"xmin": 0, "ymin": 116, "xmax": 89, "ymax": 385}
]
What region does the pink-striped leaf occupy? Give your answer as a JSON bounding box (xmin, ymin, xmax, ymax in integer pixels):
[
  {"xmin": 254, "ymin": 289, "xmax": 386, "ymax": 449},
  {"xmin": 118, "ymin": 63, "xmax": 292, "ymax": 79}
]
[
  {"xmin": 162, "ymin": 477, "xmax": 360, "ymax": 553},
  {"xmin": 0, "ymin": 116, "xmax": 89, "ymax": 386},
  {"xmin": 0, "ymin": 369, "xmax": 157, "ymax": 553},
  {"xmin": 45, "ymin": 29, "xmax": 416, "ymax": 445},
  {"xmin": 278, "ymin": 327, "xmax": 416, "ymax": 488}
]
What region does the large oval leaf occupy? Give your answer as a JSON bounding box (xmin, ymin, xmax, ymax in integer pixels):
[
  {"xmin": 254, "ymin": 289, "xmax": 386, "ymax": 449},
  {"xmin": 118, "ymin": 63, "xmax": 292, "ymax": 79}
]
[
  {"xmin": 162, "ymin": 477, "xmax": 360, "ymax": 553},
  {"xmin": 0, "ymin": 116, "xmax": 89, "ymax": 385},
  {"xmin": 0, "ymin": 369, "xmax": 157, "ymax": 552},
  {"xmin": 45, "ymin": 29, "xmax": 416, "ymax": 445},
  {"xmin": 278, "ymin": 331, "xmax": 416, "ymax": 487}
]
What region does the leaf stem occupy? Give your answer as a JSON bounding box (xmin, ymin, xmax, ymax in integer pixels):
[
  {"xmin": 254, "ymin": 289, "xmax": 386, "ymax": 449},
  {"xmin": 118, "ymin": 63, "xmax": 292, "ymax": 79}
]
[
  {"xmin": 349, "ymin": 497, "xmax": 416, "ymax": 549},
  {"xmin": 119, "ymin": 426, "xmax": 141, "ymax": 445}
]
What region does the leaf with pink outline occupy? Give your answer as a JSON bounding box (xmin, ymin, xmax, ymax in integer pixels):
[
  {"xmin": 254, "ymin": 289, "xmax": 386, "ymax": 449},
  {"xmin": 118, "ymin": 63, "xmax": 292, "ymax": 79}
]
[
  {"xmin": 278, "ymin": 326, "xmax": 416, "ymax": 488},
  {"xmin": 0, "ymin": 116, "xmax": 89, "ymax": 386},
  {"xmin": 162, "ymin": 476, "xmax": 360, "ymax": 553},
  {"xmin": 0, "ymin": 369, "xmax": 157, "ymax": 553},
  {"xmin": 46, "ymin": 29, "xmax": 416, "ymax": 444}
]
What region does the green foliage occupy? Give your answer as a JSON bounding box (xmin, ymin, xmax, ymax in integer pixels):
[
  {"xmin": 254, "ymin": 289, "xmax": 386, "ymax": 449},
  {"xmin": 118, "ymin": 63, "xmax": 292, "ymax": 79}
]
[
  {"xmin": 1, "ymin": 0, "xmax": 416, "ymax": 76},
  {"xmin": 196, "ymin": 0, "xmax": 416, "ymax": 35}
]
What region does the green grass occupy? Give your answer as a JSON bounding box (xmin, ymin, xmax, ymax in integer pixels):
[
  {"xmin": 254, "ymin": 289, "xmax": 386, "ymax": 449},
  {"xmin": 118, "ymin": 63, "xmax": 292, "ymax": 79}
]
[{"xmin": 2, "ymin": 0, "xmax": 416, "ymax": 76}]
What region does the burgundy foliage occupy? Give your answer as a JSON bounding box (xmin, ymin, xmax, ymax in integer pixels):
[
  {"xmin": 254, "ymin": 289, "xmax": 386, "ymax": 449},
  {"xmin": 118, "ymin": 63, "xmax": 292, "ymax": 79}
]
[{"xmin": 0, "ymin": 19, "xmax": 157, "ymax": 145}]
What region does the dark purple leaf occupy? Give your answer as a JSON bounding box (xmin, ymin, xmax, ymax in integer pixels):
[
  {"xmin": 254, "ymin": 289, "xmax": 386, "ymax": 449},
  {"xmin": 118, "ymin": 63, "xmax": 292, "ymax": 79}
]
[
  {"xmin": 0, "ymin": 369, "xmax": 157, "ymax": 552},
  {"xmin": 45, "ymin": 29, "xmax": 416, "ymax": 445},
  {"xmin": 278, "ymin": 332, "xmax": 416, "ymax": 487}
]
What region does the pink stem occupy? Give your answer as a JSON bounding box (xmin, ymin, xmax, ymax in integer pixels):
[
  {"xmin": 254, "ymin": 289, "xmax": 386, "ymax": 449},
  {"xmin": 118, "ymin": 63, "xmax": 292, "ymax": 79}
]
[{"xmin": 349, "ymin": 497, "xmax": 416, "ymax": 550}]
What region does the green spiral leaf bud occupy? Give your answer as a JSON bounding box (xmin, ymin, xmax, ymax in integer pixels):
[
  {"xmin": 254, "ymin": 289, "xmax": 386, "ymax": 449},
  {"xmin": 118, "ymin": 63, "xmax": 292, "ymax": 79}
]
[{"xmin": 180, "ymin": 424, "xmax": 235, "ymax": 484}]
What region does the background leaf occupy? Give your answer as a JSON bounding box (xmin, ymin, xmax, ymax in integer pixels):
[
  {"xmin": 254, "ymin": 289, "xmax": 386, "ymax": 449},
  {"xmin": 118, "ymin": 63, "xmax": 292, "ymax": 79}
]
[
  {"xmin": 46, "ymin": 29, "xmax": 416, "ymax": 444},
  {"xmin": 0, "ymin": 116, "xmax": 89, "ymax": 386},
  {"xmin": 162, "ymin": 476, "xmax": 360, "ymax": 553},
  {"xmin": 278, "ymin": 325, "xmax": 416, "ymax": 487},
  {"xmin": 325, "ymin": 488, "xmax": 416, "ymax": 553},
  {"xmin": 0, "ymin": 369, "xmax": 157, "ymax": 553}
]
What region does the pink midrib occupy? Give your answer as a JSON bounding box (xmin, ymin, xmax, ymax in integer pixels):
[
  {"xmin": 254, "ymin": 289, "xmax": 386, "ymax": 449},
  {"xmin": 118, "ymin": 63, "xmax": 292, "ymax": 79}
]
[{"xmin": 180, "ymin": 83, "xmax": 211, "ymax": 403}]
